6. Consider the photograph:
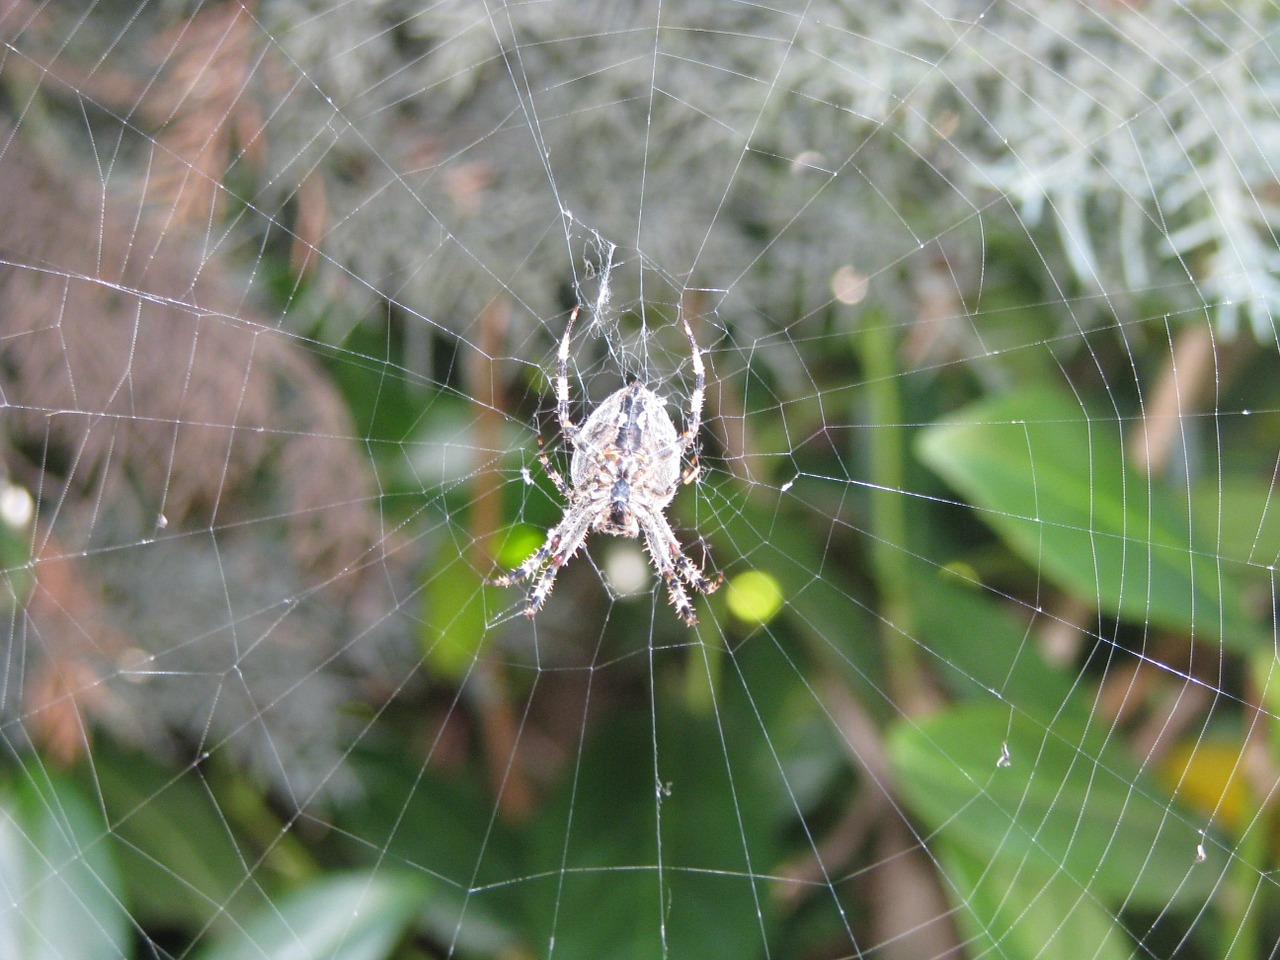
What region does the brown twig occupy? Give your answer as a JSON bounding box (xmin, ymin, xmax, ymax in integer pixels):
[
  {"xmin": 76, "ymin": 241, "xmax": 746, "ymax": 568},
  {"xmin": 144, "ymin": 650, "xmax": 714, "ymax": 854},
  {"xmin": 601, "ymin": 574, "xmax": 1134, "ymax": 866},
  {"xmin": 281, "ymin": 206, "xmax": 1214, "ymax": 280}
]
[
  {"xmin": 773, "ymin": 677, "xmax": 893, "ymax": 904},
  {"xmin": 466, "ymin": 297, "xmax": 535, "ymax": 820},
  {"xmin": 1127, "ymin": 321, "xmax": 1218, "ymax": 477}
]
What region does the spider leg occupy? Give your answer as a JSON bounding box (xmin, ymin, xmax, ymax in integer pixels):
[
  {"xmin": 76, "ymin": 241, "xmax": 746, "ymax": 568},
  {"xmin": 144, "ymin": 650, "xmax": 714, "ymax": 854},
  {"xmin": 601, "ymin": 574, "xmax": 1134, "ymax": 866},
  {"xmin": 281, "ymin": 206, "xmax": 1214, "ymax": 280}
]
[
  {"xmin": 487, "ymin": 307, "xmax": 583, "ymax": 610},
  {"xmin": 677, "ymin": 312, "xmax": 705, "ymax": 453},
  {"xmin": 647, "ymin": 313, "xmax": 708, "ymax": 479},
  {"xmin": 537, "ymin": 433, "xmax": 570, "ymax": 497},
  {"xmin": 484, "ymin": 524, "xmax": 561, "ymax": 588},
  {"xmin": 672, "ymin": 541, "xmax": 724, "ymax": 596},
  {"xmin": 556, "ymin": 306, "xmax": 582, "ymax": 442},
  {"xmin": 681, "ymin": 453, "xmax": 701, "ymax": 486},
  {"xmin": 521, "ymin": 502, "xmax": 598, "ymax": 617},
  {"xmin": 636, "ymin": 507, "xmax": 701, "ymax": 626}
]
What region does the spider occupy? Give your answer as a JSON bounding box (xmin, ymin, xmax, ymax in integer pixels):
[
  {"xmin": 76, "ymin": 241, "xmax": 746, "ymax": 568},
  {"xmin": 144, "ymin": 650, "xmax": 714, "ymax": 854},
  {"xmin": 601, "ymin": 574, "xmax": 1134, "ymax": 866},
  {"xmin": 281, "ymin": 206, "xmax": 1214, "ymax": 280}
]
[{"xmin": 487, "ymin": 305, "xmax": 722, "ymax": 626}]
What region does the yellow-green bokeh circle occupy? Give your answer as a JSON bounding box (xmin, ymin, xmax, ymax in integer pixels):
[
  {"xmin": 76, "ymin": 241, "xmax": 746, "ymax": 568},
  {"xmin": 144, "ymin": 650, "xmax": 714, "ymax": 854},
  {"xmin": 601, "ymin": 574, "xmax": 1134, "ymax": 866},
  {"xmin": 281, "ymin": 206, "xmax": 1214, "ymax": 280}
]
[{"xmin": 725, "ymin": 569, "xmax": 783, "ymax": 624}]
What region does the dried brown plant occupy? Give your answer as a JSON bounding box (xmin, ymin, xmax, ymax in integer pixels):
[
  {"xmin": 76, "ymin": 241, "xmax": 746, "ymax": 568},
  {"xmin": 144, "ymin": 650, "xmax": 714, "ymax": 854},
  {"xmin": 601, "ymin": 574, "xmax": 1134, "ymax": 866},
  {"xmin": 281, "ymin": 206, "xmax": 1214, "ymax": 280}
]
[
  {"xmin": 0, "ymin": 124, "xmax": 411, "ymax": 787},
  {"xmin": 144, "ymin": 1, "xmax": 263, "ymax": 230}
]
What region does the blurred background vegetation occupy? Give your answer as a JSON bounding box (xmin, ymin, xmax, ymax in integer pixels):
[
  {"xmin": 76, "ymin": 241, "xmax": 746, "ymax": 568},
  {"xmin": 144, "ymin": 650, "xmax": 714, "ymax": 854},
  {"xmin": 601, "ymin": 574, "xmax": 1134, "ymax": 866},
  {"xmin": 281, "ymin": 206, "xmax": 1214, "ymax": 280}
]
[{"xmin": 2, "ymin": 1, "xmax": 1280, "ymax": 958}]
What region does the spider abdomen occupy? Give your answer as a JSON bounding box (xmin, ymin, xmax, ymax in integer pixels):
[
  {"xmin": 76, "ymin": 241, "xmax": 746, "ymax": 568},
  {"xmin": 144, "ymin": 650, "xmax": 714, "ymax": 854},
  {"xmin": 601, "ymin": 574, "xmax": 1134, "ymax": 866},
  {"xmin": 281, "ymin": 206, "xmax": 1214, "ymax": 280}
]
[{"xmin": 571, "ymin": 382, "xmax": 681, "ymax": 515}]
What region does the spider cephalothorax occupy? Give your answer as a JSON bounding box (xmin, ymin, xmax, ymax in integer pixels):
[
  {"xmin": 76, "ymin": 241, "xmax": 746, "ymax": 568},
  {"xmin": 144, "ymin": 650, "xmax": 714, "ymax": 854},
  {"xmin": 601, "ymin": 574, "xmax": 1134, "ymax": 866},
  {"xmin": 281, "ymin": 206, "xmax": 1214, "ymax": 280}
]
[{"xmin": 488, "ymin": 306, "xmax": 722, "ymax": 625}]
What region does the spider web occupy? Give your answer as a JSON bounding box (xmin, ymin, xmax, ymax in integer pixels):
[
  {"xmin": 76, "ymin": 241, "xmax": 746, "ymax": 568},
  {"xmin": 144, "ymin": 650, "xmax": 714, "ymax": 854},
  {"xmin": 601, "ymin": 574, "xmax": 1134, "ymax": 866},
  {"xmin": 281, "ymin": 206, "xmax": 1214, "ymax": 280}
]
[{"xmin": 1, "ymin": 2, "xmax": 1278, "ymax": 959}]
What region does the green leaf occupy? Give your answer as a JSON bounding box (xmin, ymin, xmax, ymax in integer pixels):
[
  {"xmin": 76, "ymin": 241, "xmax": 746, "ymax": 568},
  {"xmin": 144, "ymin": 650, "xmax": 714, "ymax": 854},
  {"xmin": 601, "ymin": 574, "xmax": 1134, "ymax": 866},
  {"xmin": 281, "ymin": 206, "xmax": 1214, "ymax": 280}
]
[
  {"xmin": 1191, "ymin": 475, "xmax": 1280, "ymax": 572},
  {"xmin": 938, "ymin": 839, "xmax": 1134, "ymax": 960},
  {"xmin": 334, "ymin": 749, "xmax": 523, "ymax": 956},
  {"xmin": 707, "ymin": 484, "xmax": 881, "ymax": 693},
  {"xmin": 887, "ymin": 701, "xmax": 1219, "ymax": 910},
  {"xmin": 420, "ymin": 550, "xmax": 492, "ymax": 679},
  {"xmin": 0, "ymin": 766, "xmax": 128, "ymax": 960},
  {"xmin": 85, "ymin": 741, "xmax": 264, "ymax": 932},
  {"xmin": 197, "ymin": 871, "xmax": 425, "ymax": 960},
  {"xmin": 916, "ymin": 386, "xmax": 1265, "ymax": 650},
  {"xmin": 525, "ymin": 707, "xmax": 780, "ymax": 960},
  {"xmin": 910, "ymin": 557, "xmax": 1080, "ymax": 710}
]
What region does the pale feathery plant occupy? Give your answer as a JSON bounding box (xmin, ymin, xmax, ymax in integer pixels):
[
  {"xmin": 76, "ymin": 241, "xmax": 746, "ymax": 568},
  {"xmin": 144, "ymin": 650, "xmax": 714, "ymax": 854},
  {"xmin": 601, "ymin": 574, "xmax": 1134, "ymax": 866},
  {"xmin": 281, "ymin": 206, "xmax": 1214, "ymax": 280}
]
[
  {"xmin": 253, "ymin": 0, "xmax": 1280, "ymax": 342},
  {"xmin": 12, "ymin": 0, "xmax": 1279, "ymax": 343}
]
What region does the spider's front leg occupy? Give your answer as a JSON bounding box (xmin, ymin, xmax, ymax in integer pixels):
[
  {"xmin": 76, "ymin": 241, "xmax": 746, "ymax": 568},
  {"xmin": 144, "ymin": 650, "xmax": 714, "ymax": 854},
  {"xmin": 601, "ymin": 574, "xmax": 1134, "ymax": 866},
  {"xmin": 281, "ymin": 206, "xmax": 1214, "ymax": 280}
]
[
  {"xmin": 484, "ymin": 530, "xmax": 559, "ymax": 588},
  {"xmin": 555, "ymin": 306, "xmax": 582, "ymax": 443},
  {"xmin": 486, "ymin": 434, "xmax": 574, "ymax": 594},
  {"xmin": 490, "ymin": 502, "xmax": 598, "ymax": 617},
  {"xmin": 537, "ymin": 433, "xmax": 570, "ymax": 497}
]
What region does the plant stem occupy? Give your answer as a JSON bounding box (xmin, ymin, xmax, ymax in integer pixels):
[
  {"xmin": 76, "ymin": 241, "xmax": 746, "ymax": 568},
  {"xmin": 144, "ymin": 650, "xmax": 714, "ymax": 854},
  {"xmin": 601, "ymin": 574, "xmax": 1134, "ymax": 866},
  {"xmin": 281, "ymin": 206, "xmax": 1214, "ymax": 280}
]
[
  {"xmin": 855, "ymin": 313, "xmax": 926, "ymax": 709},
  {"xmin": 685, "ymin": 620, "xmax": 721, "ymax": 716},
  {"xmin": 1221, "ymin": 809, "xmax": 1264, "ymax": 960}
]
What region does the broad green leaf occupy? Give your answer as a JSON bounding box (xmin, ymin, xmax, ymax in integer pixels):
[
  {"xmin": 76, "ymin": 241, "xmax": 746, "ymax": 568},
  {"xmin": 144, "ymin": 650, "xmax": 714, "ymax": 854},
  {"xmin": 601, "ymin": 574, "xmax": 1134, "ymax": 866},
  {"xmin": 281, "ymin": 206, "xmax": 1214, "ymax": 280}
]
[
  {"xmin": 909, "ymin": 557, "xmax": 1079, "ymax": 711},
  {"xmin": 1191, "ymin": 476, "xmax": 1280, "ymax": 572},
  {"xmin": 197, "ymin": 870, "xmax": 425, "ymax": 960},
  {"xmin": 916, "ymin": 386, "xmax": 1265, "ymax": 651},
  {"xmin": 1157, "ymin": 737, "xmax": 1252, "ymax": 834},
  {"xmin": 938, "ymin": 839, "xmax": 1134, "ymax": 960},
  {"xmin": 0, "ymin": 768, "xmax": 128, "ymax": 960},
  {"xmin": 888, "ymin": 701, "xmax": 1219, "ymax": 910}
]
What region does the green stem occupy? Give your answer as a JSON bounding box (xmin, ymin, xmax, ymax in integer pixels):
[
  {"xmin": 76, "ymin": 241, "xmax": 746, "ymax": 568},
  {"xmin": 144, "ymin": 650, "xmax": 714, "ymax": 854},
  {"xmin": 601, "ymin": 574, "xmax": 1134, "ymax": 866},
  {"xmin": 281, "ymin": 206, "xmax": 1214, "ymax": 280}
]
[
  {"xmin": 1223, "ymin": 656, "xmax": 1280, "ymax": 960},
  {"xmin": 210, "ymin": 758, "xmax": 318, "ymax": 883},
  {"xmin": 854, "ymin": 313, "xmax": 924, "ymax": 707},
  {"xmin": 685, "ymin": 617, "xmax": 722, "ymax": 716},
  {"xmin": 1221, "ymin": 809, "xmax": 1263, "ymax": 960}
]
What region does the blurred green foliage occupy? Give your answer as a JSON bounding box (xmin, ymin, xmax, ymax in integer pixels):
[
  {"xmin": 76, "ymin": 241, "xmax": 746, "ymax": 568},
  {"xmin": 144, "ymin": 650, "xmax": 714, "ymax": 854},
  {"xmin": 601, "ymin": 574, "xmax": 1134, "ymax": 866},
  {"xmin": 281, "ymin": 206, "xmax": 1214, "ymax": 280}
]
[{"xmin": 4, "ymin": 1, "xmax": 1280, "ymax": 959}]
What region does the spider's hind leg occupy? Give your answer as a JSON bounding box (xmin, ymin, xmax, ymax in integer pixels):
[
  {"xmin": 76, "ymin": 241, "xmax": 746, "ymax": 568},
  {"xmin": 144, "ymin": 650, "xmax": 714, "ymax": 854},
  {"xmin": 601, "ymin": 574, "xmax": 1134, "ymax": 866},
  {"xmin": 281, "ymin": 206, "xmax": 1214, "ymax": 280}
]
[
  {"xmin": 672, "ymin": 547, "xmax": 723, "ymax": 596},
  {"xmin": 680, "ymin": 450, "xmax": 702, "ymax": 486},
  {"xmin": 637, "ymin": 509, "xmax": 707, "ymax": 626}
]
